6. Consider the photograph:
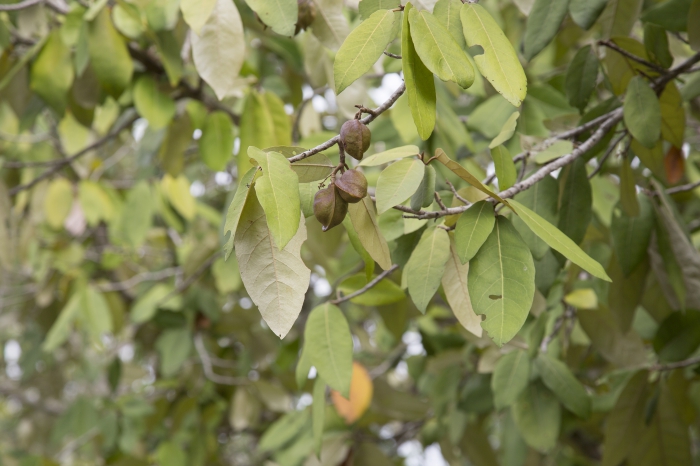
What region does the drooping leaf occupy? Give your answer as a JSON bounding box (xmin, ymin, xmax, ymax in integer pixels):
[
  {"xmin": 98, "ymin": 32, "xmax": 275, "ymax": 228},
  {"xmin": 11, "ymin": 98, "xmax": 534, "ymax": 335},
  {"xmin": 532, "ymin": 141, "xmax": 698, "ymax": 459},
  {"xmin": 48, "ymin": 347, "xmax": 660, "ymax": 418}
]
[
  {"xmin": 43, "ymin": 286, "xmax": 82, "ymax": 351},
  {"xmin": 200, "ymin": 111, "xmax": 234, "ymax": 171},
  {"xmin": 611, "ymin": 196, "xmax": 654, "ymax": 276},
  {"xmin": 180, "ymin": 0, "xmax": 217, "ymax": 34},
  {"xmin": 602, "ymin": 371, "xmax": 649, "ymax": 466},
  {"xmin": 535, "ymin": 354, "xmax": 591, "ymax": 418},
  {"xmin": 461, "ymin": 3, "xmax": 527, "ymax": 107},
  {"xmin": 296, "ymin": 345, "xmax": 312, "ymax": 389},
  {"xmin": 249, "ymin": 147, "xmax": 301, "ymax": 249},
  {"xmin": 510, "ymin": 175, "xmax": 558, "ymax": 260},
  {"xmin": 223, "ymin": 168, "xmax": 259, "ymax": 260},
  {"xmin": 245, "ymin": 0, "xmax": 298, "ymax": 36},
  {"xmin": 508, "ymin": 200, "xmax": 611, "ymax": 281},
  {"xmin": 402, "ymin": 3, "xmax": 436, "ymax": 140},
  {"xmin": 330, "ymin": 362, "xmax": 374, "ymax": 424},
  {"xmin": 489, "ymin": 113, "xmax": 519, "ymax": 149},
  {"xmin": 557, "ymin": 158, "xmax": 592, "ymax": 246},
  {"xmin": 334, "ymin": 9, "xmax": 397, "ymax": 94},
  {"xmin": 406, "ymin": 226, "xmax": 451, "ymax": 313},
  {"xmin": 408, "ymin": 8, "xmax": 474, "ymax": 89},
  {"xmin": 468, "ymin": 217, "xmax": 536, "ymax": 346},
  {"xmin": 87, "ymin": 9, "xmax": 133, "ymax": 97},
  {"xmin": 410, "ymin": 164, "xmax": 436, "ymax": 211},
  {"xmin": 304, "ymin": 303, "xmax": 353, "ymax": 397},
  {"xmin": 653, "ymin": 310, "xmax": 700, "ymax": 362},
  {"xmin": 442, "ymin": 239, "xmax": 482, "ymax": 337},
  {"xmin": 644, "ymin": 23, "xmax": 673, "ymax": 69},
  {"xmin": 30, "ymin": 30, "xmax": 73, "ymax": 114},
  {"xmin": 624, "ymin": 76, "xmax": 661, "ymax": 148},
  {"xmin": 640, "ymin": 0, "xmax": 693, "ymax": 32},
  {"xmin": 433, "ymin": 0, "xmax": 465, "ymax": 48},
  {"xmin": 434, "ymin": 149, "xmax": 508, "ymax": 205},
  {"xmin": 512, "ymin": 383, "xmax": 561, "ymax": 453},
  {"xmin": 359, "ymin": 145, "xmax": 420, "ymax": 167},
  {"xmin": 659, "ymin": 83, "xmax": 685, "ymax": 148},
  {"xmin": 599, "ymin": 0, "xmax": 644, "ymax": 39},
  {"xmin": 158, "ymin": 113, "xmax": 193, "ymax": 177},
  {"xmin": 609, "ymin": 255, "xmax": 648, "ymax": 332},
  {"xmin": 238, "ymin": 90, "xmax": 292, "ymax": 173},
  {"xmin": 523, "ymin": 0, "xmax": 571, "ymax": 61},
  {"xmin": 348, "ymin": 197, "xmax": 392, "ymax": 270},
  {"xmin": 132, "ymin": 76, "xmax": 176, "ymax": 130},
  {"xmin": 191, "ymin": 0, "xmax": 245, "ymax": 100},
  {"xmin": 454, "ymin": 200, "xmax": 495, "ymax": 264},
  {"xmin": 491, "ymin": 350, "xmax": 530, "ymax": 409},
  {"xmin": 490, "ymin": 145, "xmax": 517, "ymax": 190},
  {"xmin": 565, "ymin": 45, "xmax": 599, "ymax": 112},
  {"xmin": 235, "ymin": 190, "xmax": 310, "ymax": 339},
  {"xmin": 375, "ymin": 158, "xmax": 424, "ymax": 214},
  {"xmin": 603, "ymin": 37, "xmax": 655, "ymax": 95},
  {"xmin": 619, "ymin": 156, "xmax": 640, "ymax": 217},
  {"xmin": 312, "ymin": 376, "xmax": 325, "ymax": 454},
  {"xmin": 690, "ymin": 0, "xmax": 700, "ymax": 50},
  {"xmin": 569, "ymin": 0, "xmax": 608, "ymax": 29}
]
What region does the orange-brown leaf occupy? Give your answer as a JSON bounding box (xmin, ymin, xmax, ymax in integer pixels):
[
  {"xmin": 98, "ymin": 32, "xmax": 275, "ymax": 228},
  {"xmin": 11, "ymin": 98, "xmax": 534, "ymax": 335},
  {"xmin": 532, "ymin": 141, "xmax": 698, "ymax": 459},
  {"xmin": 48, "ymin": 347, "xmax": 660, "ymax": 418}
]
[
  {"xmin": 330, "ymin": 362, "xmax": 373, "ymax": 424},
  {"xmin": 664, "ymin": 145, "xmax": 685, "ymax": 184}
]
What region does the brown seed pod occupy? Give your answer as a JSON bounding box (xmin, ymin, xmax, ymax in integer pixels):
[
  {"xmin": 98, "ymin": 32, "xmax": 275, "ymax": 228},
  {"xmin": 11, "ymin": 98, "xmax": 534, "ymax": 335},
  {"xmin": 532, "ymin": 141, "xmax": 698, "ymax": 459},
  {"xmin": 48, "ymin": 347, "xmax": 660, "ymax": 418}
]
[
  {"xmin": 340, "ymin": 119, "xmax": 371, "ymax": 160},
  {"xmin": 313, "ymin": 184, "xmax": 348, "ymax": 231},
  {"xmin": 335, "ymin": 169, "xmax": 368, "ymax": 203},
  {"xmin": 295, "ymin": 0, "xmax": 316, "ymax": 35}
]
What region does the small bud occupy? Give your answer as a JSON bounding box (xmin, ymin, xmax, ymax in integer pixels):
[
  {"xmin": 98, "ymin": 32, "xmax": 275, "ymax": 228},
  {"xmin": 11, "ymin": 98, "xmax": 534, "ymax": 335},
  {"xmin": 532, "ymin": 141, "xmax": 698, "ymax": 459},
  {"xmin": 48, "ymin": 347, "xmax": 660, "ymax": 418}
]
[
  {"xmin": 335, "ymin": 169, "xmax": 368, "ymax": 203},
  {"xmin": 295, "ymin": 0, "xmax": 316, "ymax": 35},
  {"xmin": 340, "ymin": 120, "xmax": 371, "ymax": 160},
  {"xmin": 313, "ymin": 184, "xmax": 348, "ymax": 231}
]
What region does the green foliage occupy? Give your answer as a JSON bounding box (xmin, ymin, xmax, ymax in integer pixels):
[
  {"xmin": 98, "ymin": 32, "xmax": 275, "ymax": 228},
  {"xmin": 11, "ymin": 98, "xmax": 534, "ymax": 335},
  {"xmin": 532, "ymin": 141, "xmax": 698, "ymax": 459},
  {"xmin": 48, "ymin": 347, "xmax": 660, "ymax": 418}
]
[{"xmin": 2, "ymin": 0, "xmax": 700, "ymax": 463}]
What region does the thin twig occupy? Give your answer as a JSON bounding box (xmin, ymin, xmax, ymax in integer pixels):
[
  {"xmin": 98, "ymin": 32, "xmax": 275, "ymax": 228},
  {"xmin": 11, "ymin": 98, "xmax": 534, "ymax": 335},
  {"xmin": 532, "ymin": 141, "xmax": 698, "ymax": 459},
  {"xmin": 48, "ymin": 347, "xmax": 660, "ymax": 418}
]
[
  {"xmin": 599, "ymin": 40, "xmax": 666, "ymax": 73},
  {"xmin": 383, "ymin": 51, "xmax": 402, "ymax": 59},
  {"xmin": 651, "ymin": 356, "xmax": 700, "ymax": 371},
  {"xmin": 587, "ymin": 131, "xmax": 628, "ymax": 179},
  {"xmin": 96, "ymin": 267, "xmax": 180, "ymax": 292},
  {"xmin": 0, "ymin": 0, "xmax": 41, "ymax": 10},
  {"xmin": 157, "ymin": 252, "xmax": 220, "ymax": 306},
  {"xmin": 369, "ymin": 343, "xmax": 407, "ymax": 379},
  {"xmin": 666, "ymin": 179, "xmax": 700, "ymax": 194},
  {"xmin": 540, "ymin": 306, "xmax": 575, "ymax": 353},
  {"xmin": 194, "ymin": 333, "xmax": 248, "ymax": 385},
  {"xmin": 445, "ymin": 180, "xmax": 470, "ymax": 205},
  {"xmin": 331, "ymin": 264, "xmax": 399, "ymax": 304}
]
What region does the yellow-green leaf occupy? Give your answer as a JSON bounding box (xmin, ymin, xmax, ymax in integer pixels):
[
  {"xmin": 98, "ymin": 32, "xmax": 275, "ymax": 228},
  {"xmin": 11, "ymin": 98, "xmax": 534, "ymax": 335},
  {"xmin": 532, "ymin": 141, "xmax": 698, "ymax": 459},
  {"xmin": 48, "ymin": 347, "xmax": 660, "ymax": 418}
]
[
  {"xmin": 245, "ymin": 0, "xmax": 298, "ymax": 36},
  {"xmin": 359, "ymin": 145, "xmax": 420, "ymax": 166},
  {"xmin": 200, "ymin": 111, "xmax": 234, "ymax": 171},
  {"xmin": 180, "ymin": 0, "xmax": 217, "ymax": 34},
  {"xmin": 133, "ymin": 75, "xmax": 176, "ymax": 130},
  {"xmin": 375, "ymin": 158, "xmax": 424, "ymax": 214},
  {"xmin": 434, "ymin": 148, "xmax": 508, "ymax": 205},
  {"xmin": 454, "ymin": 200, "xmax": 495, "ymax": 264},
  {"xmin": 30, "ymin": 30, "xmax": 73, "ymax": 114},
  {"xmin": 406, "ymin": 226, "xmax": 450, "ymax": 313},
  {"xmin": 348, "ymin": 196, "xmax": 392, "ymax": 270},
  {"xmin": 305, "ymin": 303, "xmax": 353, "ymax": 397},
  {"xmin": 87, "ymin": 8, "xmax": 133, "ymax": 98},
  {"xmin": 442, "ymin": 239, "xmax": 482, "ymax": 336},
  {"xmin": 491, "ymin": 145, "xmax": 517, "ymax": 190},
  {"xmin": 624, "ymin": 76, "xmax": 661, "ymax": 149},
  {"xmin": 44, "ymin": 178, "xmax": 74, "ymax": 229}
]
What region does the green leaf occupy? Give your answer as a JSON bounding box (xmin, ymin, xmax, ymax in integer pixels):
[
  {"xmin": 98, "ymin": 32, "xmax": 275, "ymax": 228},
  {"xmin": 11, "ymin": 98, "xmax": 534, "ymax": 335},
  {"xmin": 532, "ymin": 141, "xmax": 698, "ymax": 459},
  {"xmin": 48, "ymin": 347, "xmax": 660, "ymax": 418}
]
[
  {"xmin": 258, "ymin": 409, "xmax": 310, "ymax": 452},
  {"xmin": 488, "ymin": 112, "xmax": 519, "ymax": 150},
  {"xmin": 223, "ymin": 168, "xmax": 259, "ymax": 260},
  {"xmin": 577, "ymin": 307, "xmax": 648, "ymax": 368},
  {"xmin": 490, "ymin": 145, "xmax": 517, "ymax": 190},
  {"xmin": 454, "ymin": 200, "xmax": 495, "ymax": 264},
  {"xmin": 304, "ymin": 303, "xmax": 353, "ymax": 397},
  {"xmin": 640, "ymin": 0, "xmax": 693, "ymax": 32},
  {"xmin": 624, "ymin": 76, "xmax": 661, "ymax": 148},
  {"xmin": 343, "ymin": 217, "xmax": 374, "ymax": 281},
  {"xmin": 239, "ymin": 90, "xmax": 292, "ymax": 174},
  {"xmin": 557, "ymin": 159, "xmax": 592, "ymax": 246},
  {"xmin": 245, "ymin": 0, "xmax": 298, "ymax": 36},
  {"xmin": 535, "ymin": 354, "xmax": 591, "ymax": 419},
  {"xmin": 155, "ymin": 31, "xmax": 184, "ymax": 87},
  {"xmin": 569, "ymin": 0, "xmax": 608, "ymax": 29},
  {"xmin": 133, "ymin": 76, "xmax": 176, "ymax": 130},
  {"xmin": 410, "ymin": 164, "xmax": 436, "ymax": 211},
  {"xmin": 659, "ymin": 82, "xmax": 685, "ymax": 148},
  {"xmin": 180, "ymin": 0, "xmax": 217, "ymax": 34},
  {"xmin": 191, "ymin": 0, "xmax": 245, "ymax": 100},
  {"xmin": 334, "ymin": 9, "xmax": 397, "ymax": 94},
  {"xmin": 491, "ymin": 350, "xmax": 530, "ymax": 409},
  {"xmin": 434, "ymin": 149, "xmax": 509, "ymax": 205},
  {"xmin": 510, "ymin": 175, "xmax": 558, "ymax": 260},
  {"xmin": 114, "ymin": 181, "xmax": 154, "ymax": 247},
  {"xmin": 406, "ymin": 227, "xmax": 451, "ymax": 313},
  {"xmin": 43, "ymin": 287, "xmax": 83, "ymax": 351},
  {"xmin": 408, "ymin": 8, "xmax": 474, "ymax": 89},
  {"xmin": 433, "ymin": 0, "xmax": 465, "ymax": 48},
  {"xmin": 653, "ymin": 310, "xmax": 700, "ymax": 362},
  {"xmin": 358, "ymin": 0, "xmax": 400, "ymax": 20},
  {"xmin": 602, "ymin": 37, "xmax": 653, "ymax": 95},
  {"xmin": 375, "ymin": 158, "xmax": 424, "ymax": 214},
  {"xmin": 161, "ymin": 174, "xmax": 196, "ymax": 221},
  {"xmin": 644, "ymin": 23, "xmax": 673, "ymax": 69},
  {"xmin": 565, "ymin": 45, "xmax": 599, "ymax": 112},
  {"xmin": 276, "ymin": 151, "xmax": 333, "ymax": 182},
  {"xmin": 509, "ymin": 200, "xmax": 610, "ymax": 281},
  {"xmin": 131, "ymin": 284, "xmax": 179, "ymax": 324},
  {"xmin": 523, "ymin": 0, "xmax": 570, "ymax": 61},
  {"xmin": 249, "ymin": 147, "xmax": 301, "ymax": 249},
  {"xmin": 310, "ymin": 0, "xmax": 350, "ymax": 51},
  {"xmin": 296, "ymin": 344, "xmax": 312, "ymax": 389},
  {"xmin": 30, "ymin": 30, "xmax": 73, "ymax": 114},
  {"xmin": 156, "ymin": 328, "xmax": 192, "ymax": 377},
  {"xmin": 611, "ymin": 196, "xmax": 653, "ymax": 276},
  {"xmin": 338, "ymin": 274, "xmax": 405, "ymax": 306},
  {"xmin": 468, "ymin": 217, "xmax": 536, "ymax": 346},
  {"xmin": 44, "ymin": 178, "xmax": 74, "ymax": 230},
  {"xmin": 602, "ymin": 371, "xmax": 649, "ymax": 466},
  {"xmin": 158, "ymin": 113, "xmax": 193, "ymax": 177},
  {"xmin": 235, "ymin": 190, "xmax": 310, "ymax": 339},
  {"xmin": 200, "ymin": 111, "xmax": 234, "ymax": 171},
  {"xmin": 442, "ymin": 239, "xmax": 482, "ymax": 337},
  {"xmin": 689, "ymin": 0, "xmax": 700, "ymax": 50},
  {"xmin": 348, "ymin": 196, "xmax": 392, "ymax": 270},
  {"xmin": 157, "ymin": 442, "xmax": 187, "ymax": 466},
  {"xmin": 359, "ymin": 145, "xmax": 420, "ymax": 166},
  {"xmin": 609, "ymin": 255, "xmax": 648, "ymax": 332},
  {"xmin": 402, "ymin": 3, "xmax": 436, "ymax": 140},
  {"xmin": 78, "ymin": 181, "xmax": 114, "ymax": 226},
  {"xmin": 87, "ymin": 8, "xmax": 133, "ymax": 97},
  {"xmin": 512, "ymin": 383, "xmax": 561, "ymax": 453},
  {"xmin": 312, "ymin": 376, "xmax": 325, "ymax": 455},
  {"xmin": 599, "ymin": 0, "xmax": 644, "ymax": 39},
  {"xmin": 461, "ymin": 4, "xmax": 527, "ymax": 107}
]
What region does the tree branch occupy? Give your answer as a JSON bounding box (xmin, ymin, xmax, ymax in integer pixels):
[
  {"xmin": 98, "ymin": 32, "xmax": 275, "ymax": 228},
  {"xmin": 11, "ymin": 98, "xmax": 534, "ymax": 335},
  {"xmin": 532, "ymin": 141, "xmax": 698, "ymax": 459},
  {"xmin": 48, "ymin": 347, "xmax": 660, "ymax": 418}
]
[
  {"xmin": 651, "ymin": 356, "xmax": 700, "ymax": 371},
  {"xmin": 666, "ymin": 179, "xmax": 700, "ymax": 195},
  {"xmin": 96, "ymin": 267, "xmax": 180, "ymax": 292},
  {"xmin": 599, "ymin": 40, "xmax": 666, "ymax": 73},
  {"xmin": 331, "ymin": 264, "xmax": 399, "ymax": 304},
  {"xmin": 194, "ymin": 333, "xmax": 248, "ymax": 386}
]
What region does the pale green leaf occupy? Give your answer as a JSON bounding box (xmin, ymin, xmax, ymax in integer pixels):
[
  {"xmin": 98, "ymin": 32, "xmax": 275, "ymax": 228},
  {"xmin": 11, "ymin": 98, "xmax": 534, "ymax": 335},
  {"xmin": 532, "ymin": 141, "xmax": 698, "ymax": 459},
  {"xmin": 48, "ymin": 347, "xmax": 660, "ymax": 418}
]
[
  {"xmin": 180, "ymin": 0, "xmax": 217, "ymax": 34},
  {"xmin": 338, "ymin": 274, "xmax": 405, "ymax": 306},
  {"xmin": 78, "ymin": 181, "xmax": 114, "ymax": 226},
  {"xmin": 131, "ymin": 284, "xmax": 179, "ymax": 324},
  {"xmin": 565, "ymin": 45, "xmax": 599, "ymax": 112},
  {"xmin": 491, "ymin": 350, "xmax": 530, "ymax": 409},
  {"xmin": 533, "ymin": 140, "xmax": 573, "ymax": 164},
  {"xmin": 523, "ymin": 0, "xmax": 570, "ymax": 61},
  {"xmin": 156, "ymin": 328, "xmax": 192, "ymax": 377},
  {"xmin": 310, "ymin": 0, "xmax": 350, "ymax": 51},
  {"xmin": 162, "ymin": 174, "xmax": 196, "ymax": 221},
  {"xmin": 245, "ymin": 0, "xmax": 298, "ymax": 36},
  {"xmin": 569, "ymin": 0, "xmax": 608, "ymax": 29},
  {"xmin": 535, "ymin": 354, "xmax": 591, "ymax": 418},
  {"xmin": 468, "ymin": 217, "xmax": 535, "ymax": 346},
  {"xmin": 359, "ymin": 145, "xmax": 420, "ymax": 166},
  {"xmin": 334, "ymin": 9, "xmax": 397, "ymax": 94},
  {"xmin": 408, "ymin": 8, "xmax": 474, "ymax": 89},
  {"xmin": 557, "ymin": 159, "xmax": 592, "ymax": 246},
  {"xmin": 296, "ymin": 344, "xmax": 312, "ymax": 389},
  {"xmin": 191, "ymin": 0, "xmax": 245, "ymax": 100},
  {"xmin": 44, "ymin": 178, "xmax": 73, "ymax": 229},
  {"xmin": 43, "ymin": 288, "xmax": 82, "ymax": 351},
  {"xmin": 512, "ymin": 383, "xmax": 561, "ymax": 452},
  {"xmin": 454, "ymin": 200, "xmax": 495, "ymax": 264},
  {"xmin": 343, "ymin": 217, "xmax": 375, "ymax": 281},
  {"xmin": 235, "ymin": 190, "xmax": 310, "ymax": 339},
  {"xmin": 442, "ymin": 240, "xmax": 482, "ymax": 337},
  {"xmin": 375, "ymin": 158, "xmax": 424, "ymax": 214},
  {"xmin": 258, "ymin": 410, "xmax": 310, "ymax": 452},
  {"xmin": 312, "ymin": 376, "xmax": 326, "ymax": 455},
  {"xmin": 624, "ymin": 76, "xmax": 661, "ymax": 148},
  {"xmin": 406, "ymin": 227, "xmax": 451, "ymax": 313},
  {"xmin": 133, "ymin": 75, "xmax": 175, "ymax": 130},
  {"xmin": 564, "ymin": 288, "xmax": 598, "ymax": 309},
  {"xmin": 433, "ymin": 0, "xmax": 465, "ymax": 48},
  {"xmin": 599, "ymin": 0, "xmax": 643, "ymax": 39},
  {"xmin": 80, "ymin": 286, "xmax": 113, "ymax": 340},
  {"xmin": 358, "ymin": 0, "xmax": 400, "ymax": 20},
  {"xmin": 402, "ymin": 3, "xmax": 436, "ymax": 140},
  {"xmin": 114, "ymin": 181, "xmax": 154, "ymax": 247},
  {"xmin": 30, "ymin": 30, "xmax": 73, "ymax": 114},
  {"xmin": 274, "ymin": 151, "xmax": 333, "ymax": 182},
  {"xmin": 249, "ymin": 147, "xmax": 301, "ymax": 249},
  {"xmin": 461, "ymin": 4, "xmax": 527, "ymax": 106},
  {"xmin": 305, "ymin": 303, "xmax": 353, "ymax": 397},
  {"xmin": 348, "ymin": 197, "xmax": 392, "ymax": 270},
  {"xmin": 158, "ymin": 113, "xmax": 193, "ymax": 177},
  {"xmin": 611, "ymin": 196, "xmax": 654, "ymax": 276},
  {"xmin": 87, "ymin": 8, "xmax": 133, "ymax": 97},
  {"xmin": 489, "ymin": 112, "xmax": 519, "ymax": 149},
  {"xmin": 491, "ymin": 145, "xmax": 517, "ymax": 190},
  {"xmin": 200, "ymin": 111, "xmax": 234, "ymax": 171},
  {"xmin": 157, "ymin": 442, "xmax": 187, "ymax": 466},
  {"xmin": 223, "ymin": 167, "xmax": 258, "ymax": 260},
  {"xmin": 659, "ymin": 82, "xmax": 685, "ymax": 148},
  {"xmin": 508, "ymin": 200, "xmax": 610, "ymax": 281},
  {"xmin": 510, "ymin": 175, "xmax": 558, "ymax": 259},
  {"xmin": 619, "ymin": 156, "xmax": 639, "ymax": 217},
  {"xmin": 410, "ymin": 164, "xmax": 436, "ymax": 211}
]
